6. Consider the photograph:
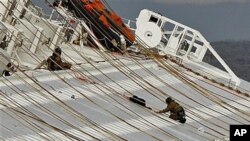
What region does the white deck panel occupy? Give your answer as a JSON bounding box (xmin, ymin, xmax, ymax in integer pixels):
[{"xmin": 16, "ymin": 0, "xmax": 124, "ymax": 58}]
[{"xmin": 1, "ymin": 59, "xmax": 250, "ymax": 141}]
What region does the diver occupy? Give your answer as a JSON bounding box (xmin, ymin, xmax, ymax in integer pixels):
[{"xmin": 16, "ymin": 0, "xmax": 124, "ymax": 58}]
[{"xmin": 155, "ymin": 97, "xmax": 186, "ymax": 123}]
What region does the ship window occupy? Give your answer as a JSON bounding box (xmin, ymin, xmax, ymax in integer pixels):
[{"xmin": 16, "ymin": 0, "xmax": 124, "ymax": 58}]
[
  {"xmin": 180, "ymin": 40, "xmax": 189, "ymax": 51},
  {"xmin": 191, "ymin": 47, "xmax": 197, "ymax": 53},
  {"xmin": 195, "ymin": 40, "xmax": 204, "ymax": 46},
  {"xmin": 185, "ymin": 36, "xmax": 192, "ymax": 42},
  {"xmin": 158, "ymin": 19, "xmax": 162, "ymax": 27},
  {"xmin": 149, "ymin": 16, "xmax": 158, "ymax": 23},
  {"xmin": 187, "ymin": 30, "xmax": 193, "ymax": 36}
]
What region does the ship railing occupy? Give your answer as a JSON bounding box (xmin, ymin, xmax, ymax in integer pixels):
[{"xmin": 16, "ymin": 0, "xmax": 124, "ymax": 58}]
[{"xmin": 122, "ymin": 18, "xmax": 136, "ymax": 31}]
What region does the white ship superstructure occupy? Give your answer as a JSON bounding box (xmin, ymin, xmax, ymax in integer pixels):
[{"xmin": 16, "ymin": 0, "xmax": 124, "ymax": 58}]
[{"xmin": 0, "ymin": 0, "xmax": 249, "ymax": 141}]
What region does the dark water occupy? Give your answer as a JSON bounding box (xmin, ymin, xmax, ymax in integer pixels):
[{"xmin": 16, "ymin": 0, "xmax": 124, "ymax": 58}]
[{"xmin": 206, "ymin": 41, "xmax": 250, "ymax": 81}]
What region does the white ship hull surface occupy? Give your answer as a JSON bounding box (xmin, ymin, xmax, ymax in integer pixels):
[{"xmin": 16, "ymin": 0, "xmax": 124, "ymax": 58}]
[{"xmin": 0, "ymin": 0, "xmax": 249, "ymax": 141}]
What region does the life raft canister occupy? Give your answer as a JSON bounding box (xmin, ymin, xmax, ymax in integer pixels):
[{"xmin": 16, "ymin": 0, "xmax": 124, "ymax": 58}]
[
  {"xmin": 109, "ymin": 12, "xmax": 123, "ymax": 26},
  {"xmin": 84, "ymin": 3, "xmax": 94, "ymax": 12},
  {"xmin": 81, "ymin": 0, "xmax": 135, "ymax": 43},
  {"xmin": 109, "ymin": 12, "xmax": 135, "ymax": 42},
  {"xmin": 99, "ymin": 14, "xmax": 110, "ymax": 28},
  {"xmin": 92, "ymin": 0, "xmax": 105, "ymax": 13},
  {"xmin": 81, "ymin": 0, "xmax": 89, "ymax": 3},
  {"xmin": 123, "ymin": 28, "xmax": 135, "ymax": 42}
]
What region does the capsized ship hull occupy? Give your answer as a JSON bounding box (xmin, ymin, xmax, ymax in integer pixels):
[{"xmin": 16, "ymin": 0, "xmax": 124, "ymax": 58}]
[{"xmin": 0, "ymin": 0, "xmax": 250, "ymax": 141}]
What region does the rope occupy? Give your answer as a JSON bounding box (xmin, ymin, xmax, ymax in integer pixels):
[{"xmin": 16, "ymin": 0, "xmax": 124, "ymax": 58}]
[{"xmin": 0, "ymin": 0, "xmax": 249, "ymax": 140}]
